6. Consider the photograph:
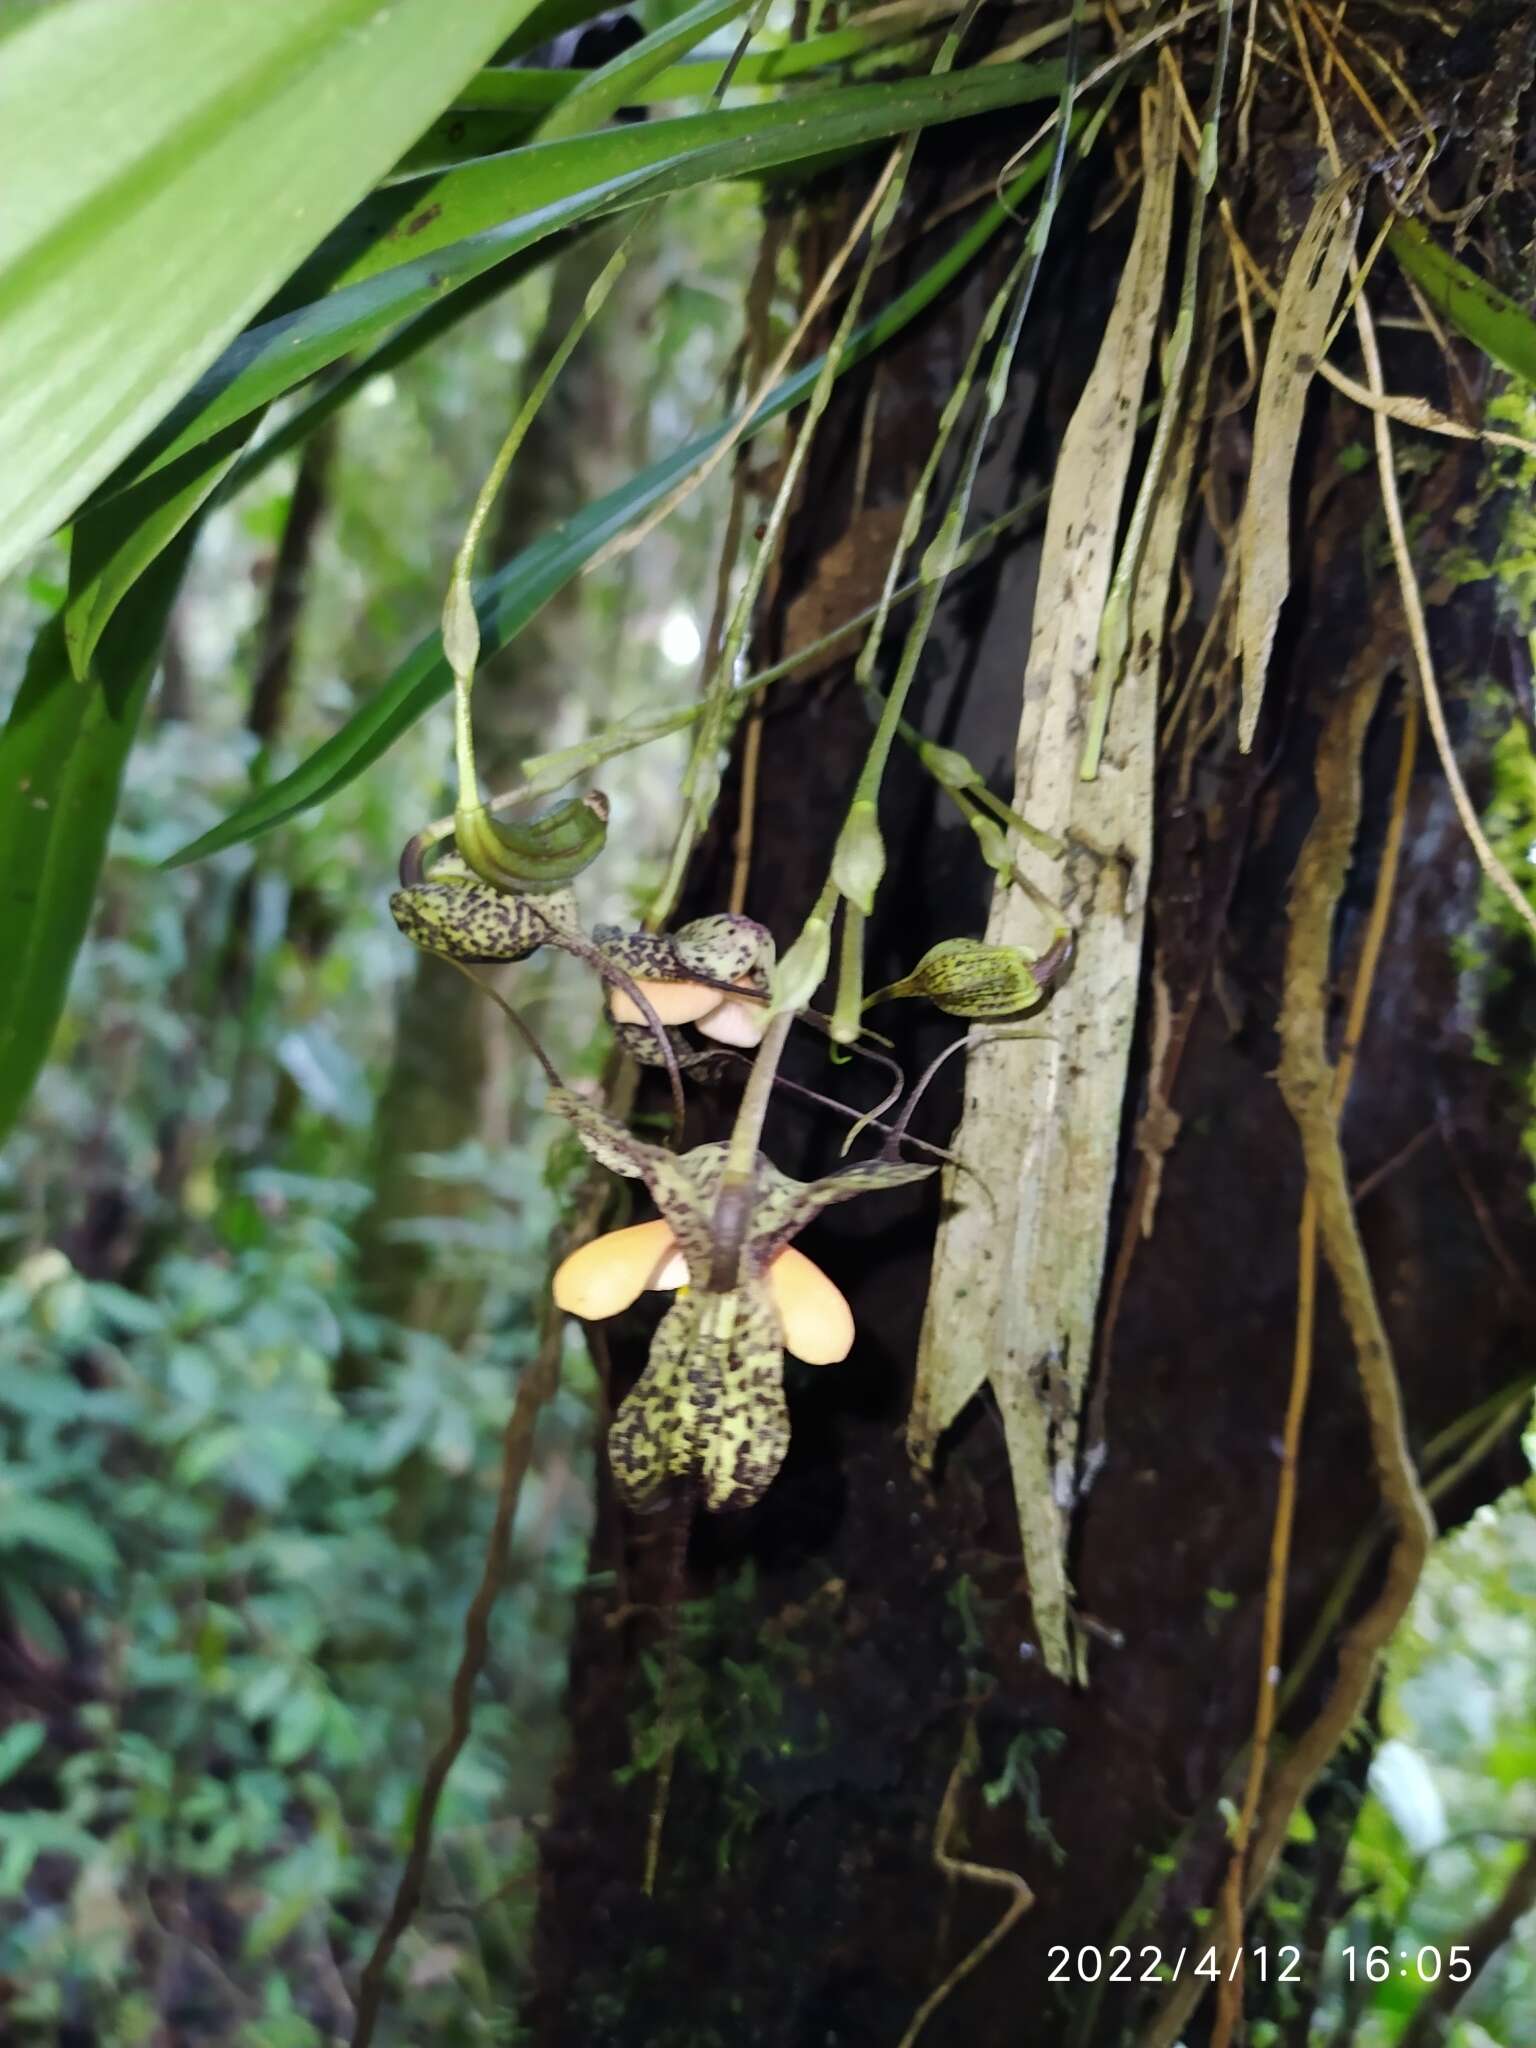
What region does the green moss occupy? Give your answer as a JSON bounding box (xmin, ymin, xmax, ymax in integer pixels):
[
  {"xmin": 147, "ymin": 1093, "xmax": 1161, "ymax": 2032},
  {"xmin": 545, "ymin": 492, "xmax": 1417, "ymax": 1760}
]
[{"xmin": 616, "ymin": 1565, "xmax": 835, "ymax": 1873}]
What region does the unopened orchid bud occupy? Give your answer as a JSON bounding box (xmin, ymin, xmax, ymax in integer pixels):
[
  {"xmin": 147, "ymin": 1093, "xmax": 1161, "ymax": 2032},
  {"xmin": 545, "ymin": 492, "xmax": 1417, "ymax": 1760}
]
[
  {"xmin": 772, "ymin": 913, "xmax": 831, "ymax": 1014},
  {"xmin": 865, "ymin": 937, "xmax": 1054, "ymax": 1018},
  {"xmin": 831, "ymin": 800, "xmax": 886, "ymax": 915},
  {"xmin": 441, "ymin": 576, "xmax": 481, "ymax": 680},
  {"xmin": 916, "ymin": 738, "xmax": 977, "ymax": 792},
  {"xmin": 969, "ymin": 812, "xmax": 1010, "ymax": 876}
]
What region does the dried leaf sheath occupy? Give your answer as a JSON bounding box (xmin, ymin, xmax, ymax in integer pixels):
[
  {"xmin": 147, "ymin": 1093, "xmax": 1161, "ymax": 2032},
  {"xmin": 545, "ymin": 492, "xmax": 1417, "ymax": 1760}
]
[
  {"xmin": 911, "ymin": 81, "xmax": 1182, "ymax": 1680},
  {"xmin": 1237, "ymin": 173, "xmax": 1360, "ymax": 751}
]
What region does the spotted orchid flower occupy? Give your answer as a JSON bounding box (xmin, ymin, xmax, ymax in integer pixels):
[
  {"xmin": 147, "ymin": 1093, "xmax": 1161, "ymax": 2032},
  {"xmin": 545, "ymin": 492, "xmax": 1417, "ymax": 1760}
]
[
  {"xmin": 594, "ymin": 914, "xmax": 774, "ymax": 1053},
  {"xmin": 548, "ymin": 1090, "xmax": 931, "ymax": 1512}
]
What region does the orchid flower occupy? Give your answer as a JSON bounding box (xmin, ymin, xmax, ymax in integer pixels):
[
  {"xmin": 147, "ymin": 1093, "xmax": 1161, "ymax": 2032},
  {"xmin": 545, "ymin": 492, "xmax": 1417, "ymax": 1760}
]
[
  {"xmin": 595, "ymin": 914, "xmax": 774, "ymax": 1052},
  {"xmin": 548, "ymin": 1090, "xmax": 931, "ymax": 1512}
]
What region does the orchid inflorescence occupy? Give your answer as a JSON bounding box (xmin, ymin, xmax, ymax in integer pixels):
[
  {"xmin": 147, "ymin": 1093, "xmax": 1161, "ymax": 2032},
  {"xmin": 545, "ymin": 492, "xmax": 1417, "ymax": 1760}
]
[{"xmin": 389, "ymin": 785, "xmax": 1069, "ymax": 1512}]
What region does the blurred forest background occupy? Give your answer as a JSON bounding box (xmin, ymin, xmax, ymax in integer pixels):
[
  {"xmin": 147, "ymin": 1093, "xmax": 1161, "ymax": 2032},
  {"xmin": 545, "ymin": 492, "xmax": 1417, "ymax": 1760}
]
[
  {"xmin": 0, "ymin": 120, "xmax": 757, "ymax": 2032},
  {"xmin": 1, "ymin": 0, "xmax": 1534, "ymax": 2044}
]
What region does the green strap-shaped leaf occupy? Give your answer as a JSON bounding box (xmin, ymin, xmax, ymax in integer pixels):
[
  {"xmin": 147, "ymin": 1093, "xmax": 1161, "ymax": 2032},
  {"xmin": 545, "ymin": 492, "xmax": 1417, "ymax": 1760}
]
[
  {"xmin": 0, "ymin": 0, "xmax": 544, "ymax": 582},
  {"xmin": 457, "ymin": 13, "xmax": 948, "ymax": 111},
  {"xmin": 101, "ymin": 60, "xmax": 1065, "ymax": 500},
  {"xmin": 535, "ymin": 0, "xmax": 756, "ymax": 143},
  {"xmin": 63, "ymin": 418, "xmax": 259, "ymax": 682},
  {"xmin": 331, "ymin": 68, "xmax": 1063, "ymax": 291},
  {"xmin": 167, "ymin": 131, "xmax": 1065, "ymax": 868},
  {"xmin": 0, "ymin": 539, "xmax": 193, "ymax": 1149},
  {"xmin": 1387, "ymin": 217, "xmax": 1536, "ymax": 387}
]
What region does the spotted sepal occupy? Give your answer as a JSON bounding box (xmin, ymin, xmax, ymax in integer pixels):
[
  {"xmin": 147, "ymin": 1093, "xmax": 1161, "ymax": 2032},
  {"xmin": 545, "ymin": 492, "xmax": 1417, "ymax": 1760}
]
[
  {"xmin": 611, "ymin": 1020, "xmax": 737, "ymax": 1080},
  {"xmin": 390, "ymin": 876, "xmax": 579, "ymax": 964},
  {"xmin": 591, "ymin": 912, "xmax": 773, "ymax": 999},
  {"xmin": 758, "ymin": 1157, "xmax": 935, "ymax": 1260}
]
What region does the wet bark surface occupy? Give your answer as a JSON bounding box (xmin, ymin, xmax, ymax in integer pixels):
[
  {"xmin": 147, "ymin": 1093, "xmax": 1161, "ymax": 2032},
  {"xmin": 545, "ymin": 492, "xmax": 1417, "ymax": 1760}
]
[{"xmin": 528, "ymin": 99, "xmax": 1536, "ymax": 2048}]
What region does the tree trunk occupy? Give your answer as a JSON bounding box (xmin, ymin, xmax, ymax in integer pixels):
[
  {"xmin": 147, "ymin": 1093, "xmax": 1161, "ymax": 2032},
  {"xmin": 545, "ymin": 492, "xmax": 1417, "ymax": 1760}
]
[{"xmin": 527, "ymin": 103, "xmax": 1536, "ymax": 2048}]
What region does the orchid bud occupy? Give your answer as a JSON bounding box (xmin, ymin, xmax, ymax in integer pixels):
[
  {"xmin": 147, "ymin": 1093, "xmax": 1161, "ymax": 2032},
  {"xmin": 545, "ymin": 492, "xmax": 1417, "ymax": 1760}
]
[
  {"xmin": 441, "ymin": 576, "xmax": 481, "ymax": 681},
  {"xmin": 772, "ymin": 913, "xmax": 831, "ymax": 1014},
  {"xmin": 831, "ymin": 800, "xmax": 886, "ymax": 915},
  {"xmin": 865, "ymin": 938, "xmax": 1049, "ymax": 1018},
  {"xmin": 916, "ymin": 738, "xmax": 977, "ymax": 793}
]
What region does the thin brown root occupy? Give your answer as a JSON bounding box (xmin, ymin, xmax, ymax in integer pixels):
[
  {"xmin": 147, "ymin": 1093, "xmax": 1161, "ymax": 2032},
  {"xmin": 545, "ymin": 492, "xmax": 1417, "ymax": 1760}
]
[
  {"xmin": 1143, "ymin": 662, "xmax": 1434, "ymax": 2048},
  {"xmin": 898, "ymin": 1722, "xmax": 1034, "ymax": 2048},
  {"xmin": 349, "ymin": 1150, "xmax": 623, "ymax": 2047},
  {"xmin": 1213, "ymin": 659, "xmax": 1418, "ymax": 2048}
]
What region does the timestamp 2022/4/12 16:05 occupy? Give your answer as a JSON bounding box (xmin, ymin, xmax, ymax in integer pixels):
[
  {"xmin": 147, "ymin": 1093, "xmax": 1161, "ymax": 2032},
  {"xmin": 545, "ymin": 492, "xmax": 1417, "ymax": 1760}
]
[{"xmin": 1044, "ymin": 1944, "xmax": 1474, "ymax": 1985}]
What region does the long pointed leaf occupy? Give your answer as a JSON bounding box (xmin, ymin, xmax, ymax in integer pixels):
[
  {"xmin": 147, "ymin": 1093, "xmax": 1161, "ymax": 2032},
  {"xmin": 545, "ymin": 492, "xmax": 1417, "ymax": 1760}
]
[
  {"xmin": 1387, "ymin": 217, "xmax": 1536, "ymax": 387},
  {"xmin": 457, "ymin": 14, "xmax": 950, "ymax": 110},
  {"xmin": 105, "ymin": 60, "xmax": 1064, "ymax": 498},
  {"xmin": 535, "ymin": 0, "xmax": 755, "ymax": 142},
  {"xmin": 167, "ymin": 134, "xmax": 1064, "ymax": 868},
  {"xmin": 0, "ymin": 0, "xmax": 545, "ymax": 584},
  {"xmin": 400, "ymin": 19, "xmax": 949, "ymax": 182},
  {"xmin": 64, "ymin": 419, "xmax": 258, "ymax": 681},
  {"xmin": 0, "ymin": 541, "xmax": 192, "ymax": 1148}
]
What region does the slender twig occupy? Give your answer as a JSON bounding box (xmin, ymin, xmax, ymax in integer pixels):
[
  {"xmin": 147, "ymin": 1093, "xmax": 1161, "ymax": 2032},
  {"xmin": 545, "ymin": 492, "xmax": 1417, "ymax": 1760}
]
[
  {"xmin": 1214, "ymin": 664, "xmax": 1419, "ymax": 2048},
  {"xmin": 898, "ymin": 1721, "xmax": 1034, "ymax": 2048},
  {"xmin": 348, "ymin": 1142, "xmax": 625, "ymax": 2046}
]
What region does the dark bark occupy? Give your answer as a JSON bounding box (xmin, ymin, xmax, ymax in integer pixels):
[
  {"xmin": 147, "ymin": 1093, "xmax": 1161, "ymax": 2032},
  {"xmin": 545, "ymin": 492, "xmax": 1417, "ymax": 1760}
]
[{"xmin": 528, "ymin": 85, "xmax": 1536, "ymax": 2048}]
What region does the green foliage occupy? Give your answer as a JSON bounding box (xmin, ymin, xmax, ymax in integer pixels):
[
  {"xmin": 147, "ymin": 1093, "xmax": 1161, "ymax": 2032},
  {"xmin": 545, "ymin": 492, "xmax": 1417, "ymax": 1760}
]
[
  {"xmin": 168, "ymin": 127, "xmax": 1066, "ymax": 869},
  {"xmin": 617, "ymin": 1566, "xmax": 836, "ymax": 1874},
  {"xmin": 0, "ymin": 0, "xmax": 541, "ymax": 581},
  {"xmin": 0, "ymin": 541, "xmax": 191, "ymax": 1149},
  {"xmin": 0, "ymin": 1191, "xmax": 593, "ymax": 2037},
  {"xmin": 1316, "ymin": 1483, "xmax": 1536, "ymax": 2047},
  {"xmin": 1439, "ymin": 379, "xmax": 1536, "ymax": 1198},
  {"xmin": 1388, "ymin": 221, "xmax": 1536, "ymax": 392},
  {"xmin": 0, "ymin": 245, "xmax": 736, "ymax": 2033}
]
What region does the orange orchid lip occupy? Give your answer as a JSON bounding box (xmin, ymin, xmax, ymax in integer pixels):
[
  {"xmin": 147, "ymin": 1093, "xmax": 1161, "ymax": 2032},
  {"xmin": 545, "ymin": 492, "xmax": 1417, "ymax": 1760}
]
[
  {"xmin": 606, "ymin": 978, "xmax": 725, "ymax": 1027},
  {"xmin": 766, "ymin": 1242, "xmax": 854, "ymax": 1363},
  {"xmin": 551, "ymin": 1221, "xmax": 854, "ymax": 1364},
  {"xmin": 694, "ymin": 994, "xmax": 770, "ymax": 1047},
  {"xmin": 551, "ymin": 1218, "xmax": 681, "ymax": 1319}
]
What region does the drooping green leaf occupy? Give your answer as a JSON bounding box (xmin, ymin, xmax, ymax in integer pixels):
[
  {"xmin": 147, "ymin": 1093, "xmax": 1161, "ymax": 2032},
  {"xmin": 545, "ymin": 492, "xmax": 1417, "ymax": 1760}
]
[
  {"xmin": 64, "ymin": 418, "xmax": 258, "ymax": 682},
  {"xmin": 0, "ymin": 540, "xmax": 192, "ymax": 1147},
  {"xmin": 167, "ymin": 133, "xmax": 1065, "ymax": 867},
  {"xmin": 1388, "ymin": 217, "xmax": 1536, "ymax": 387},
  {"xmin": 0, "ymin": 0, "xmax": 544, "ymax": 581},
  {"xmin": 535, "ymin": 0, "xmax": 756, "ymax": 143},
  {"xmin": 221, "ymin": 245, "xmax": 571, "ymax": 504},
  {"xmin": 0, "ymin": 1495, "xmax": 120, "ymax": 1578},
  {"xmin": 400, "ymin": 11, "xmax": 946, "ymax": 176},
  {"xmin": 332, "ymin": 67, "xmax": 1061, "ymax": 291},
  {"xmin": 103, "ymin": 59, "xmax": 1065, "ymax": 499},
  {"xmin": 458, "ymin": 2, "xmax": 954, "ymax": 107}
]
